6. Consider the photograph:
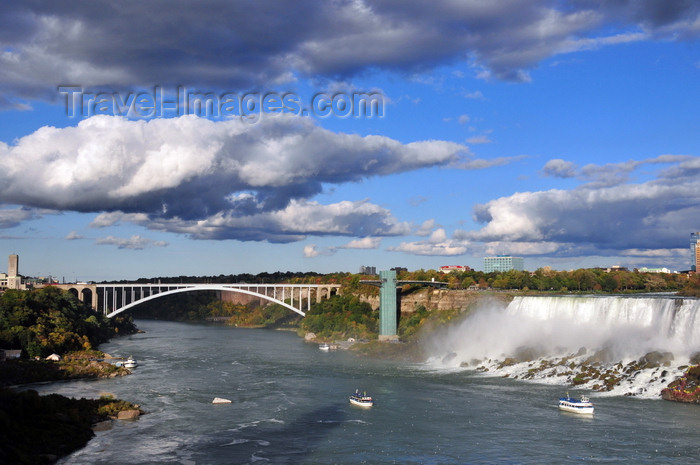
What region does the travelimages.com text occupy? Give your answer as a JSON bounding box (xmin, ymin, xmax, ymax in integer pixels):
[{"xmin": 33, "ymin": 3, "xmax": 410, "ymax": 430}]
[{"xmin": 58, "ymin": 86, "xmax": 385, "ymax": 121}]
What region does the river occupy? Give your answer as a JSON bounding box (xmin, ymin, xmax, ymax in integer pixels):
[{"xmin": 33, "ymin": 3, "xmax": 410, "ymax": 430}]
[{"xmin": 27, "ymin": 319, "xmax": 700, "ymax": 464}]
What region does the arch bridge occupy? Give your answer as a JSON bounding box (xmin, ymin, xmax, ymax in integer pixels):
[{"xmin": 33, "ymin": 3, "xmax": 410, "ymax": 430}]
[{"xmin": 52, "ymin": 283, "xmax": 341, "ymax": 318}]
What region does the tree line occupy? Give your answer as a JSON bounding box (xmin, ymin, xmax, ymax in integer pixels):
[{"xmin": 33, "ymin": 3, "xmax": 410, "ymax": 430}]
[
  {"xmin": 0, "ymin": 287, "xmax": 136, "ymax": 358},
  {"xmin": 387, "ymin": 267, "xmax": 698, "ymax": 294}
]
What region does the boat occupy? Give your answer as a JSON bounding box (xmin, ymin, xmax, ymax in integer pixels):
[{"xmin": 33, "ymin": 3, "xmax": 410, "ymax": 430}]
[
  {"xmin": 558, "ymin": 393, "xmax": 594, "ymax": 415},
  {"xmin": 212, "ymin": 397, "xmax": 232, "ymax": 404},
  {"xmin": 349, "ymin": 390, "xmax": 373, "ymax": 407},
  {"xmin": 123, "ymin": 356, "xmax": 137, "ymax": 369},
  {"xmin": 319, "ymin": 343, "xmax": 330, "ymax": 351}
]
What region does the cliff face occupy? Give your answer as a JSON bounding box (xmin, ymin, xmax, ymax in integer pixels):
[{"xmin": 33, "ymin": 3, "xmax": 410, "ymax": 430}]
[{"xmin": 359, "ymin": 289, "xmax": 512, "ymax": 313}]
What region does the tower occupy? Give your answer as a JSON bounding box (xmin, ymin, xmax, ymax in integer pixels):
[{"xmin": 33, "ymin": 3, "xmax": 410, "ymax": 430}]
[
  {"xmin": 378, "ymin": 269, "xmax": 399, "ymax": 341},
  {"xmin": 692, "ymin": 233, "xmax": 700, "ymax": 272},
  {"xmin": 8, "ymin": 254, "xmax": 18, "ymax": 277}
]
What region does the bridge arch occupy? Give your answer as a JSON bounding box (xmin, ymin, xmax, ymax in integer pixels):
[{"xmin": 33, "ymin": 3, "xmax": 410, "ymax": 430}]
[{"xmin": 106, "ymin": 285, "xmax": 308, "ymax": 319}]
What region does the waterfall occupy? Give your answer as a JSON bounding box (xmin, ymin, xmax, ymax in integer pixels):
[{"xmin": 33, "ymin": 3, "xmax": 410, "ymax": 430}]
[
  {"xmin": 504, "ymin": 296, "xmax": 700, "ymax": 358},
  {"xmin": 426, "ymin": 295, "xmax": 700, "ymax": 398}
]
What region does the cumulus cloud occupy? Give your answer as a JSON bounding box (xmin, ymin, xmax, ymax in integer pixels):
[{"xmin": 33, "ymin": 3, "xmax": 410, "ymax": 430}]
[
  {"xmin": 339, "ymin": 237, "xmax": 381, "ymax": 249},
  {"xmin": 0, "ymin": 114, "xmax": 464, "ymax": 241},
  {"xmin": 65, "ymin": 231, "xmax": 84, "ymax": 240},
  {"xmin": 303, "ymin": 244, "xmax": 320, "ymax": 258},
  {"xmin": 90, "ymin": 199, "xmax": 410, "ymax": 243},
  {"xmin": 415, "ymin": 219, "xmax": 437, "ymax": 237},
  {"xmin": 542, "ymin": 159, "xmax": 578, "ymax": 178},
  {"xmin": 389, "ymin": 228, "xmax": 469, "ymax": 256},
  {"xmin": 468, "ymin": 156, "xmax": 700, "ymax": 254},
  {"xmin": 95, "ymin": 235, "xmax": 168, "ymax": 250},
  {"xmin": 1, "ymin": 1, "xmax": 699, "ymax": 104}
]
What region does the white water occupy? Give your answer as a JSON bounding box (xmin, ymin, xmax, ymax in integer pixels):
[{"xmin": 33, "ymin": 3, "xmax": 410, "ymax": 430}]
[{"xmin": 426, "ymin": 295, "xmax": 700, "ymax": 398}]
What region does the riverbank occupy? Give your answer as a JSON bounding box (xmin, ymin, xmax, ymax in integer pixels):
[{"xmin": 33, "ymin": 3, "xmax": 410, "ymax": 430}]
[
  {"xmin": 0, "ymin": 387, "xmax": 143, "ymax": 465},
  {"xmin": 0, "ymin": 350, "xmax": 143, "ymax": 464},
  {"xmin": 0, "ymin": 351, "xmax": 132, "ymax": 388}
]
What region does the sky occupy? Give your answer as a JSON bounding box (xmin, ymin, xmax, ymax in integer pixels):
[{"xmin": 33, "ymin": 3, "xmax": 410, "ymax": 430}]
[{"xmin": 0, "ymin": 0, "xmax": 699, "ymax": 281}]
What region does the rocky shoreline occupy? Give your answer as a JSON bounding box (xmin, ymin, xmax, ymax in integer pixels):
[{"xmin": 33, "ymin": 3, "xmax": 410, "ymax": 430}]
[
  {"xmin": 443, "ymin": 348, "xmax": 700, "ymax": 402},
  {"xmin": 661, "ymin": 365, "xmax": 700, "ymax": 403}
]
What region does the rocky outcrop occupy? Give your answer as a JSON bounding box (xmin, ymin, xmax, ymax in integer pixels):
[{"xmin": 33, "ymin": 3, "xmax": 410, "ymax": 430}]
[
  {"xmin": 476, "ymin": 349, "xmax": 681, "ymax": 395},
  {"xmin": 662, "ymin": 365, "xmax": 700, "ymax": 403},
  {"xmin": 116, "ymin": 409, "xmax": 141, "ymax": 420}
]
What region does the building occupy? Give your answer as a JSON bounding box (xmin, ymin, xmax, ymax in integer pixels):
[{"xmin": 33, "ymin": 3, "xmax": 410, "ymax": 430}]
[
  {"xmin": 483, "ymin": 255, "xmax": 524, "ymax": 273},
  {"xmin": 8, "ymin": 254, "xmax": 18, "ymax": 277},
  {"xmin": 1, "ymin": 254, "xmax": 25, "ymax": 290},
  {"xmin": 693, "ymin": 232, "xmax": 700, "ymax": 272},
  {"xmin": 439, "ymin": 265, "xmax": 471, "ymax": 273},
  {"xmin": 696, "ymin": 243, "xmax": 700, "ymax": 273},
  {"xmin": 359, "ymin": 265, "xmax": 377, "ymax": 275},
  {"xmin": 638, "ymin": 267, "xmax": 671, "ymax": 273}
]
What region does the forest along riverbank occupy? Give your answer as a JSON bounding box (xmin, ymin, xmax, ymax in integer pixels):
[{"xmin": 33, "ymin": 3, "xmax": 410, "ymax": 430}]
[{"xmin": 0, "ymin": 287, "xmax": 142, "ymax": 465}]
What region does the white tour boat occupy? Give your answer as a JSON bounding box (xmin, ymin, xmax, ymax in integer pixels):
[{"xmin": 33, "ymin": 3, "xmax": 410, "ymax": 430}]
[
  {"xmin": 123, "ymin": 356, "xmax": 137, "ymax": 369},
  {"xmin": 558, "ymin": 393, "xmax": 594, "ymax": 415},
  {"xmin": 349, "ymin": 390, "xmax": 374, "ymax": 407}
]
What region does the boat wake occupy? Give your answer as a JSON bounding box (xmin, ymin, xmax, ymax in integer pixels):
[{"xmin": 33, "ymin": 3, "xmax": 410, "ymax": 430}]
[{"xmin": 423, "ymin": 296, "xmax": 700, "ymax": 399}]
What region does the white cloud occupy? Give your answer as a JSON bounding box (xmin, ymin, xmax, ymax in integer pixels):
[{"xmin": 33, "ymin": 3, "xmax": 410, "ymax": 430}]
[
  {"xmin": 340, "ymin": 237, "xmax": 381, "ymax": 249},
  {"xmin": 389, "ymin": 228, "xmax": 468, "ymax": 256},
  {"xmin": 90, "ymin": 199, "xmax": 410, "ymax": 243},
  {"xmin": 303, "ymin": 244, "xmax": 320, "ymax": 258},
  {"xmin": 469, "ymin": 157, "xmax": 700, "ymax": 254},
  {"xmin": 542, "ymin": 159, "xmax": 577, "ymax": 178},
  {"xmin": 416, "ymin": 219, "xmax": 436, "ymax": 237},
  {"xmin": 95, "ymin": 235, "xmax": 168, "ymax": 250},
  {"xmin": 0, "ymin": 115, "xmax": 465, "ymax": 242},
  {"xmin": 389, "ymin": 240, "xmax": 468, "ymax": 257},
  {"xmin": 65, "ymin": 231, "xmax": 84, "ymax": 240}
]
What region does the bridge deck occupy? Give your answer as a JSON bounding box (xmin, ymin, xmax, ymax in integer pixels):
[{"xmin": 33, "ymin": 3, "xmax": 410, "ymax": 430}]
[{"xmin": 51, "ymin": 282, "xmax": 341, "ymax": 318}]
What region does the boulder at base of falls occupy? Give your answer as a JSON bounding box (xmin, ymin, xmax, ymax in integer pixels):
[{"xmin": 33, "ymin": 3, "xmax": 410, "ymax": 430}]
[
  {"xmin": 661, "ymin": 366, "xmax": 700, "ymax": 404},
  {"xmin": 638, "ymin": 351, "xmax": 674, "ymax": 369}
]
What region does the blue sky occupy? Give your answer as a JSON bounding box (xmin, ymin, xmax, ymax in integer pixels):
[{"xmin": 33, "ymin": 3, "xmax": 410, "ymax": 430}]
[{"xmin": 1, "ymin": 1, "xmax": 699, "ymax": 281}]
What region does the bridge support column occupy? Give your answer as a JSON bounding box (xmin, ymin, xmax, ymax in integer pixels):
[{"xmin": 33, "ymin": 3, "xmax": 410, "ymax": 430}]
[{"xmin": 378, "ymin": 270, "xmax": 399, "ymax": 342}]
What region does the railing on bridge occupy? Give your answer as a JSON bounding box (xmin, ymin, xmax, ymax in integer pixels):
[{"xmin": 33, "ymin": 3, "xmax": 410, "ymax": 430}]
[{"xmin": 53, "ymin": 282, "xmax": 341, "ymax": 318}]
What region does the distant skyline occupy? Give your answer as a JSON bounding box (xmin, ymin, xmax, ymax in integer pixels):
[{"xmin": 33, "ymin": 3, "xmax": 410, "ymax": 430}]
[{"xmin": 1, "ymin": 1, "xmax": 699, "ymax": 280}]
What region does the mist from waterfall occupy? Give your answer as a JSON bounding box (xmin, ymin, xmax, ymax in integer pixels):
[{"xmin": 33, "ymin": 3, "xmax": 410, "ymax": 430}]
[{"xmin": 423, "ymin": 295, "xmax": 700, "ymax": 398}]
